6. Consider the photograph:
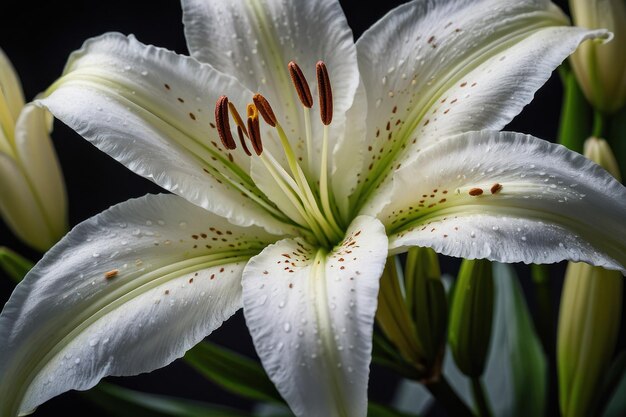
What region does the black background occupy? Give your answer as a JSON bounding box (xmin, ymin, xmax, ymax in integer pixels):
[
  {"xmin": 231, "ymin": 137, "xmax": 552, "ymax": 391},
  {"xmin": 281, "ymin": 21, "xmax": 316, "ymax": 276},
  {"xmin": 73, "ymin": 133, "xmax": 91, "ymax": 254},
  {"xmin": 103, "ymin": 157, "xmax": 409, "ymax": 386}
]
[{"xmin": 0, "ymin": 0, "xmax": 583, "ymax": 416}]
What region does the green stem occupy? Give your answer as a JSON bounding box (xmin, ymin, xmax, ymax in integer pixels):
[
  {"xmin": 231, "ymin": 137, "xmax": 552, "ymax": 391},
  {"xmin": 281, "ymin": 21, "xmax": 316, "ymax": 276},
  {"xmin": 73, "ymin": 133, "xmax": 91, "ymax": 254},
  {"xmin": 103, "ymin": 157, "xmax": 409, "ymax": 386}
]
[
  {"xmin": 471, "ymin": 377, "xmax": 493, "ymax": 417},
  {"xmin": 424, "ymin": 376, "xmax": 474, "ymax": 417},
  {"xmin": 592, "ymin": 110, "xmax": 607, "ymax": 138},
  {"xmin": 531, "ymin": 264, "xmax": 554, "ymax": 358}
]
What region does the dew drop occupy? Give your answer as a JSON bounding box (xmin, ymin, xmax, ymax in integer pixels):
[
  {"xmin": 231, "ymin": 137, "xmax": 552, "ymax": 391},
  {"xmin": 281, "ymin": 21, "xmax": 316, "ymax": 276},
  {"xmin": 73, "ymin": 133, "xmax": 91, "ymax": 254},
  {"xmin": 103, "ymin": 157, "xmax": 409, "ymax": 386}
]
[
  {"xmin": 283, "ymin": 322, "xmax": 292, "ymax": 333},
  {"xmin": 89, "ymin": 339, "xmax": 98, "ymax": 347}
]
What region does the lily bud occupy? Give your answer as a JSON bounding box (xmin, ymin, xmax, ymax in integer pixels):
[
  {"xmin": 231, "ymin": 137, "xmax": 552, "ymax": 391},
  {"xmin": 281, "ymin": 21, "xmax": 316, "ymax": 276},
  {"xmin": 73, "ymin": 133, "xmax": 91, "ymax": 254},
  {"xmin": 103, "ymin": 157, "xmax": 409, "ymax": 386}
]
[
  {"xmin": 569, "ymin": 0, "xmax": 626, "ymax": 113},
  {"xmin": 448, "ymin": 259, "xmax": 494, "ymax": 378},
  {"xmin": 0, "ymin": 49, "xmax": 67, "ymax": 251},
  {"xmin": 557, "ymin": 134, "xmax": 623, "ymax": 417},
  {"xmin": 404, "ymin": 247, "xmax": 447, "ymax": 378},
  {"xmin": 376, "ymin": 257, "xmax": 424, "ymax": 371},
  {"xmin": 557, "ymin": 263, "xmax": 622, "ymax": 417},
  {"xmin": 583, "ymin": 137, "xmax": 621, "ymax": 181}
]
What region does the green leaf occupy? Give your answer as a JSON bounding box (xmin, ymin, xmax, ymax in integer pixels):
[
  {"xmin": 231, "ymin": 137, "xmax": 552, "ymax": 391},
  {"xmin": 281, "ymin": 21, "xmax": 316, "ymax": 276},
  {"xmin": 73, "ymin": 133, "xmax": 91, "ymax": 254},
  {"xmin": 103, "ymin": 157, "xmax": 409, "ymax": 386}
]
[
  {"xmin": 604, "ymin": 368, "xmax": 626, "ymax": 417},
  {"xmin": 558, "ymin": 66, "xmax": 592, "ymax": 153},
  {"xmin": 599, "ymin": 351, "xmax": 626, "ymax": 417},
  {"xmin": 0, "ymin": 246, "xmax": 34, "ymax": 283},
  {"xmin": 184, "ymin": 341, "xmax": 282, "ymax": 403},
  {"xmin": 83, "ymin": 381, "xmax": 253, "ymax": 417},
  {"xmin": 483, "ymin": 263, "xmax": 547, "ymax": 417}
]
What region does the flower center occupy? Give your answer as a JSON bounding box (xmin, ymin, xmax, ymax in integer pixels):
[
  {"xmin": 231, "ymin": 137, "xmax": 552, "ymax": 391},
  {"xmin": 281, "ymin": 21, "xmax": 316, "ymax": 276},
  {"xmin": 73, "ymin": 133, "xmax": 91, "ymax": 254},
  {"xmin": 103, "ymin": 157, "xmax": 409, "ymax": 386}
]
[{"xmin": 215, "ymin": 61, "xmax": 343, "ymax": 248}]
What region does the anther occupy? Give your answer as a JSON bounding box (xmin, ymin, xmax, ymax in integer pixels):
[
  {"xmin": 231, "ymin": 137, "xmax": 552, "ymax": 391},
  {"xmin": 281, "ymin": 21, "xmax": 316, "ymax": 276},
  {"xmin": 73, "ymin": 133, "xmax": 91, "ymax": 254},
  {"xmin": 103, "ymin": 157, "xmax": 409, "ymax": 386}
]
[
  {"xmin": 215, "ymin": 96, "xmax": 237, "ymax": 150},
  {"xmin": 228, "ymin": 101, "xmax": 249, "ymax": 138},
  {"xmin": 316, "ymin": 61, "xmax": 333, "ymax": 125},
  {"xmin": 253, "ymin": 93, "xmax": 277, "ymax": 127},
  {"xmin": 246, "ymin": 104, "xmax": 263, "ymax": 155},
  {"xmin": 237, "ymin": 125, "xmax": 252, "ymax": 156},
  {"xmin": 288, "ymin": 61, "xmax": 313, "ymax": 108}
]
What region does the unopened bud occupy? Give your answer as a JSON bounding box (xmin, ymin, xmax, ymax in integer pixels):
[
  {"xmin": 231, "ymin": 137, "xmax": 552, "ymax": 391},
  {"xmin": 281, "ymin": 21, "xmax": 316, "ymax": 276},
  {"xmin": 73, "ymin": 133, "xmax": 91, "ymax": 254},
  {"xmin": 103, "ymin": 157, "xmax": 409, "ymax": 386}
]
[
  {"xmin": 0, "ymin": 49, "xmax": 68, "ymax": 251},
  {"xmin": 448, "ymin": 259, "xmax": 494, "ymax": 378},
  {"xmin": 583, "ymin": 137, "xmax": 621, "ymax": 181},
  {"xmin": 569, "ymin": 0, "xmax": 626, "ymax": 113},
  {"xmin": 557, "ymin": 263, "xmax": 622, "ymax": 417},
  {"xmin": 404, "ymin": 247, "xmax": 447, "ymax": 376}
]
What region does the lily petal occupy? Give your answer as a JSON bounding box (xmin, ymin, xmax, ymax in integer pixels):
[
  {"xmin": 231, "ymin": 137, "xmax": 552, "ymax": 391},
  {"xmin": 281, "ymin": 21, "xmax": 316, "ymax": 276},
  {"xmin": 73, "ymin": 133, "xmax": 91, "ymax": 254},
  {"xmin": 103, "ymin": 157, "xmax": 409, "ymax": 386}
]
[
  {"xmin": 242, "ymin": 215, "xmax": 387, "ymax": 417},
  {"xmin": 182, "ymin": 0, "xmax": 360, "ymax": 175},
  {"xmin": 0, "ymin": 194, "xmax": 277, "ymax": 416},
  {"xmin": 373, "ymin": 131, "xmax": 626, "ymax": 273},
  {"xmin": 40, "ymin": 32, "xmax": 294, "ymax": 235},
  {"xmin": 354, "ymin": 0, "xmax": 606, "ymax": 209}
]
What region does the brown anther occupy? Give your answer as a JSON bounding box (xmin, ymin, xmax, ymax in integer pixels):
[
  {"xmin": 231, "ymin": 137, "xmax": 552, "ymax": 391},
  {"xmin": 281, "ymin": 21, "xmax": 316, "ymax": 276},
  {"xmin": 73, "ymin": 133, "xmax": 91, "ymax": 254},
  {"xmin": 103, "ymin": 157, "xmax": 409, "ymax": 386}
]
[
  {"xmin": 288, "ymin": 61, "xmax": 313, "ymax": 108},
  {"xmin": 237, "ymin": 125, "xmax": 252, "ymax": 156},
  {"xmin": 316, "ymin": 61, "xmax": 333, "ymax": 125},
  {"xmin": 490, "ymin": 183, "xmax": 503, "ymax": 194},
  {"xmin": 215, "ymin": 96, "xmax": 237, "ymax": 150},
  {"xmin": 253, "ymin": 93, "xmax": 277, "ymax": 127},
  {"xmin": 246, "ymin": 104, "xmax": 263, "ymax": 155},
  {"xmin": 469, "ymin": 187, "xmax": 484, "ymax": 196},
  {"xmin": 104, "ymin": 269, "xmax": 119, "ymax": 280},
  {"xmin": 228, "ymin": 101, "xmax": 249, "ymax": 138}
]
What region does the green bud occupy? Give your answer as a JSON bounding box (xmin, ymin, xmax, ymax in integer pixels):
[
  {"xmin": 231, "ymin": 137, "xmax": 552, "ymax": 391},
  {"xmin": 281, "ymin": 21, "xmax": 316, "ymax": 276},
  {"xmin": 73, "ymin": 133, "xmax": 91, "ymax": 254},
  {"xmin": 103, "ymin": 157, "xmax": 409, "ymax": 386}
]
[
  {"xmin": 448, "ymin": 259, "xmax": 494, "ymax": 378},
  {"xmin": 376, "ymin": 256, "xmax": 424, "ymax": 371},
  {"xmin": 569, "ymin": 0, "xmax": 626, "ymax": 113},
  {"xmin": 404, "ymin": 247, "xmax": 447, "ymax": 373},
  {"xmin": 557, "ymin": 263, "xmax": 622, "ymax": 417},
  {"xmin": 376, "ymin": 251, "xmax": 448, "ymax": 380}
]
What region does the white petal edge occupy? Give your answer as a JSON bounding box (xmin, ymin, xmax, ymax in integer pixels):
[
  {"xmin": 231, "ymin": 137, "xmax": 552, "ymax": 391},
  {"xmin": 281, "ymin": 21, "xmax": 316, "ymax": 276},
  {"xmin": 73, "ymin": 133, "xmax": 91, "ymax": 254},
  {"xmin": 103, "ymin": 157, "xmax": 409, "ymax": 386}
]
[
  {"xmin": 0, "ymin": 194, "xmax": 277, "ymax": 416},
  {"xmin": 242, "ymin": 215, "xmax": 388, "ymax": 417},
  {"xmin": 373, "ymin": 131, "xmax": 626, "ymax": 273},
  {"xmin": 40, "ymin": 32, "xmax": 295, "ymax": 236}
]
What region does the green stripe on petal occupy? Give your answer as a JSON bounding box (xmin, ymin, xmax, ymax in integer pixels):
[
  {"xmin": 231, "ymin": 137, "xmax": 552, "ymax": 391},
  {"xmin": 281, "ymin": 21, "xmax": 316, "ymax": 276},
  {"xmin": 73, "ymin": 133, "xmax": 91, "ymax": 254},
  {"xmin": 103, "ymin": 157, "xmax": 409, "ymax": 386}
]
[
  {"xmin": 374, "ymin": 131, "xmax": 626, "ymax": 272},
  {"xmin": 241, "ymin": 215, "xmax": 387, "ymax": 417},
  {"xmin": 41, "ymin": 33, "xmax": 295, "ymax": 235},
  {"xmin": 0, "ymin": 194, "xmax": 278, "ymax": 416},
  {"xmin": 353, "ymin": 0, "xmax": 606, "ymax": 213}
]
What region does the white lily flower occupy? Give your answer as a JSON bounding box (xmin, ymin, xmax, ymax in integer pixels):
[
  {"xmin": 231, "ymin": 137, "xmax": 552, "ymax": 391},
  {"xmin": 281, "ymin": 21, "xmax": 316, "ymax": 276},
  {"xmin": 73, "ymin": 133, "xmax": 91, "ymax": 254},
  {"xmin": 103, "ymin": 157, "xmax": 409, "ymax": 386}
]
[
  {"xmin": 1, "ymin": 1, "xmax": 625, "ymax": 416},
  {"xmin": 0, "ymin": 49, "xmax": 68, "ymax": 251}
]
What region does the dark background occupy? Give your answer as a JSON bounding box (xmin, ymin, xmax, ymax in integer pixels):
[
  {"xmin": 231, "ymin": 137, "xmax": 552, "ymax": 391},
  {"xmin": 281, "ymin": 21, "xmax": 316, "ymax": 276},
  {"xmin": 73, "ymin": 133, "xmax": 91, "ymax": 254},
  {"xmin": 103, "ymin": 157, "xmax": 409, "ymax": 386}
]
[{"xmin": 0, "ymin": 0, "xmax": 583, "ymax": 416}]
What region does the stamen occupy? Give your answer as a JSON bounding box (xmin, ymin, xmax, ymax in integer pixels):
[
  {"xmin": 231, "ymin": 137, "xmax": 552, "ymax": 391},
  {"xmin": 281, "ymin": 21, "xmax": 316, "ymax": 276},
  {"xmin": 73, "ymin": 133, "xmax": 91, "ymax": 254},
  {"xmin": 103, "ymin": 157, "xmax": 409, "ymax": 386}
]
[
  {"xmin": 253, "ymin": 93, "xmax": 277, "ymax": 127},
  {"xmin": 288, "ymin": 61, "xmax": 313, "ymax": 108},
  {"xmin": 247, "ymin": 104, "xmax": 263, "ymax": 155},
  {"xmin": 237, "ymin": 125, "xmax": 252, "ymax": 156},
  {"xmin": 316, "ymin": 61, "xmax": 333, "ymax": 125},
  {"xmin": 228, "ymin": 101, "xmax": 249, "ymax": 137},
  {"xmin": 215, "ymin": 96, "xmax": 237, "ymax": 150}
]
